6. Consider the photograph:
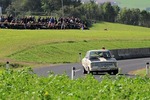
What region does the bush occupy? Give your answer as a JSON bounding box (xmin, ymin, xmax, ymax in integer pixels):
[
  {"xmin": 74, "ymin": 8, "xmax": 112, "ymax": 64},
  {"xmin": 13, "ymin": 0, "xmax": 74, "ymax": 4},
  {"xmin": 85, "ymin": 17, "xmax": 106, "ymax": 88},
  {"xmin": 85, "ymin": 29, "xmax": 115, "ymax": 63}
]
[{"xmin": 0, "ymin": 68, "xmax": 150, "ymax": 99}]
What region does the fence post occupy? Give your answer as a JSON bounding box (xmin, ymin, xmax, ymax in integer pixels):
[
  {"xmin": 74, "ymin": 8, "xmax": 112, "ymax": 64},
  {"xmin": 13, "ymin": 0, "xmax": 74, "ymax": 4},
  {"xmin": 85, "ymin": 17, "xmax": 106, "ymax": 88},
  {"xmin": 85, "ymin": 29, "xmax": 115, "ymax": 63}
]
[
  {"xmin": 6, "ymin": 61, "xmax": 9, "ymax": 69},
  {"xmin": 79, "ymin": 53, "xmax": 82, "ymax": 62},
  {"xmin": 146, "ymin": 62, "xmax": 149, "ymax": 76},
  {"xmin": 71, "ymin": 67, "xmax": 76, "ymax": 80}
]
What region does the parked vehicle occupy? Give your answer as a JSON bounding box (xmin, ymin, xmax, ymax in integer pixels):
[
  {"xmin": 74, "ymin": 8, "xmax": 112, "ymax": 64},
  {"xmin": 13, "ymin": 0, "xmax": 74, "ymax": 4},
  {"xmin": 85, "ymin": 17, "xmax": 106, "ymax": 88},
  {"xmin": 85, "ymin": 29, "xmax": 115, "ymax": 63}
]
[{"xmin": 82, "ymin": 49, "xmax": 118, "ymax": 75}]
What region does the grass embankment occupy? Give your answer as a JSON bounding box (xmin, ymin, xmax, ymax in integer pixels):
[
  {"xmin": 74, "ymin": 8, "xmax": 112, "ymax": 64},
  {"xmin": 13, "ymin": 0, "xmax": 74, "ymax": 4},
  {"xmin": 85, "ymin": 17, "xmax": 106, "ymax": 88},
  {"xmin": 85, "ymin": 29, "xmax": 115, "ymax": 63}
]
[{"xmin": 0, "ymin": 22, "xmax": 150, "ymax": 65}]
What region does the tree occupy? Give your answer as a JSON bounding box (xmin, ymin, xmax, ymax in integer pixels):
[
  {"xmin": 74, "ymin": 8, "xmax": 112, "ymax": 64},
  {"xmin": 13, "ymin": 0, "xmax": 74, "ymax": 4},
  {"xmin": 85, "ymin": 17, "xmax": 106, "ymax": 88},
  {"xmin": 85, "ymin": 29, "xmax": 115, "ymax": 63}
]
[
  {"xmin": 6, "ymin": 0, "xmax": 24, "ymax": 16},
  {"xmin": 130, "ymin": 8, "xmax": 140, "ymax": 25},
  {"xmin": 23, "ymin": 0, "xmax": 42, "ymax": 12},
  {"xmin": 41, "ymin": 0, "xmax": 81, "ymax": 16},
  {"xmin": 139, "ymin": 10, "xmax": 150, "ymax": 27},
  {"xmin": 117, "ymin": 8, "xmax": 141, "ymax": 25},
  {"xmin": 117, "ymin": 7, "xmax": 129, "ymax": 24},
  {"xmin": 0, "ymin": 0, "xmax": 12, "ymax": 13},
  {"xmin": 5, "ymin": 0, "xmax": 42, "ymax": 16},
  {"xmin": 101, "ymin": 2, "xmax": 116, "ymax": 22},
  {"xmin": 112, "ymin": 5, "xmax": 120, "ymax": 22}
]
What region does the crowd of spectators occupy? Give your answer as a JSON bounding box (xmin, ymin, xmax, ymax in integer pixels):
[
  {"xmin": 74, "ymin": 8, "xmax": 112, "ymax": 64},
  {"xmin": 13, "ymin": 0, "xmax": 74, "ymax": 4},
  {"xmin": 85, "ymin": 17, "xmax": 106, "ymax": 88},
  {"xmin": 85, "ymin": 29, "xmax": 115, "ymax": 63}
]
[{"xmin": 0, "ymin": 15, "xmax": 88, "ymax": 30}]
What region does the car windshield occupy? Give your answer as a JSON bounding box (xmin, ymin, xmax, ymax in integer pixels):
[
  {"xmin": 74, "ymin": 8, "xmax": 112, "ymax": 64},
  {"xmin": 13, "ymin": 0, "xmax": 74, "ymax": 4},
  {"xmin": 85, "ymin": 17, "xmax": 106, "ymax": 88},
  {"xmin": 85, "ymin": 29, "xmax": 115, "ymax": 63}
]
[{"xmin": 90, "ymin": 51, "xmax": 111, "ymax": 58}]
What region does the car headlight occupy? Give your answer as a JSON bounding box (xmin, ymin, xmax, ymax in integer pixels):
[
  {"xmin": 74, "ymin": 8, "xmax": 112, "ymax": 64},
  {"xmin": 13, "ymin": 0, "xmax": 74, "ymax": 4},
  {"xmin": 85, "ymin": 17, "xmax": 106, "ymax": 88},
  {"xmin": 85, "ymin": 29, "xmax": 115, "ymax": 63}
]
[{"xmin": 91, "ymin": 62, "xmax": 100, "ymax": 68}]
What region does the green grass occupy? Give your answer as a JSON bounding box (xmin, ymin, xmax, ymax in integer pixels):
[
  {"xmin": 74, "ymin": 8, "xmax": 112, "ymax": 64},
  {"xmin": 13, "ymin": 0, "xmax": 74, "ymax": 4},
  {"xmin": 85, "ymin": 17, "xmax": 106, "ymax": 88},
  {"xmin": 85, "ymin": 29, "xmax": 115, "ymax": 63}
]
[
  {"xmin": 116, "ymin": 0, "xmax": 150, "ymax": 10},
  {"xmin": 1, "ymin": 68, "xmax": 150, "ymax": 99},
  {"xmin": 8, "ymin": 40, "xmax": 150, "ymax": 63},
  {"xmin": 0, "ymin": 22, "xmax": 150, "ymax": 64}
]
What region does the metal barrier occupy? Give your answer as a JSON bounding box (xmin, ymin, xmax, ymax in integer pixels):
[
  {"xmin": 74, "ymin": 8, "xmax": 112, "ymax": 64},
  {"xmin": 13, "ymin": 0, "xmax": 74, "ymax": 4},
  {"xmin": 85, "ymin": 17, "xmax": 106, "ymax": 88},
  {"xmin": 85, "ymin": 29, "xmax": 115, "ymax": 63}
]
[{"xmin": 110, "ymin": 48, "xmax": 150, "ymax": 60}]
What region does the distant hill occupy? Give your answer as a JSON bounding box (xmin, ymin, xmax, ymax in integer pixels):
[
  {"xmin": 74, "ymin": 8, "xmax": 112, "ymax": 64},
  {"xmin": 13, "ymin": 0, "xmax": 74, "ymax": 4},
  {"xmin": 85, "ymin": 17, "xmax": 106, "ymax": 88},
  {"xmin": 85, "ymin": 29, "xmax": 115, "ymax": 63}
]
[
  {"xmin": 116, "ymin": 0, "xmax": 150, "ymax": 11},
  {"xmin": 82, "ymin": 0, "xmax": 115, "ymax": 3},
  {"xmin": 81, "ymin": 0, "xmax": 150, "ymax": 11}
]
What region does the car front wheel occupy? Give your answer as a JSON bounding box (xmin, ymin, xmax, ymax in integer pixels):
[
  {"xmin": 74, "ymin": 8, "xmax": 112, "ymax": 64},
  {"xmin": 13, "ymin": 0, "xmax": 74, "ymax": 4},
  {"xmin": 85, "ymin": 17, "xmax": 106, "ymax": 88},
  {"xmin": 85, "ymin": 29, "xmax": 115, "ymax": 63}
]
[
  {"xmin": 87, "ymin": 67, "xmax": 90, "ymax": 74},
  {"xmin": 83, "ymin": 67, "xmax": 87, "ymax": 74},
  {"xmin": 113, "ymin": 70, "xmax": 118, "ymax": 75}
]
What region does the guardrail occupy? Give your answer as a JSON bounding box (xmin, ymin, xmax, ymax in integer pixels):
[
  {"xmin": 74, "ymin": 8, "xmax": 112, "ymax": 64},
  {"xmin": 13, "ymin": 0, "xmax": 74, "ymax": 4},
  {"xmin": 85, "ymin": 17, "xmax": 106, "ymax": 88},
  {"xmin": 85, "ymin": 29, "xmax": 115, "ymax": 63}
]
[{"xmin": 110, "ymin": 48, "xmax": 150, "ymax": 60}]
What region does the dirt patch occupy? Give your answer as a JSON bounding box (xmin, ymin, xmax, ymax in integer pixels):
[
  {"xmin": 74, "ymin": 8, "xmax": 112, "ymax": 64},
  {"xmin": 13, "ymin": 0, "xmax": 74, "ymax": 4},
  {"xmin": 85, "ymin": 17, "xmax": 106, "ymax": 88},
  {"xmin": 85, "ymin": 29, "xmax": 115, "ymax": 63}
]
[
  {"xmin": 128, "ymin": 67, "xmax": 150, "ymax": 77},
  {"xmin": 0, "ymin": 57, "xmax": 62, "ymax": 69},
  {"xmin": 128, "ymin": 68, "xmax": 145, "ymax": 74}
]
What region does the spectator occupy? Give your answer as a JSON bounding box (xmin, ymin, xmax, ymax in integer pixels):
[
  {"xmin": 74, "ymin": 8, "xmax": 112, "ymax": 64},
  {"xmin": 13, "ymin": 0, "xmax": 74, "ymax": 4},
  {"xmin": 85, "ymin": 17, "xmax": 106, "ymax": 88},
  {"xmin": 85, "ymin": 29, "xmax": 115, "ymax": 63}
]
[{"xmin": 0, "ymin": 16, "xmax": 88, "ymax": 30}]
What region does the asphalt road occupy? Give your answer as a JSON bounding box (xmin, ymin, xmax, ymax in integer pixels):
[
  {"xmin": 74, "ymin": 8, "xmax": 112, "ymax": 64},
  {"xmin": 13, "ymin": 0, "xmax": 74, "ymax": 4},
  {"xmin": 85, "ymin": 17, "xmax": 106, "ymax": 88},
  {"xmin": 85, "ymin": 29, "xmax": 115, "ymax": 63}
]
[{"xmin": 33, "ymin": 58, "xmax": 150, "ymax": 79}]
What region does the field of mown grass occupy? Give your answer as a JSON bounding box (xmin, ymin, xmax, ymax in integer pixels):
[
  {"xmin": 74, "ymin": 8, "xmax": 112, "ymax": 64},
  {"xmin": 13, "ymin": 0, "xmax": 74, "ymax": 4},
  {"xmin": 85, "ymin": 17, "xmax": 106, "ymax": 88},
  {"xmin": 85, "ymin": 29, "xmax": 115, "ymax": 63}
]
[{"xmin": 0, "ymin": 22, "xmax": 150, "ymax": 65}]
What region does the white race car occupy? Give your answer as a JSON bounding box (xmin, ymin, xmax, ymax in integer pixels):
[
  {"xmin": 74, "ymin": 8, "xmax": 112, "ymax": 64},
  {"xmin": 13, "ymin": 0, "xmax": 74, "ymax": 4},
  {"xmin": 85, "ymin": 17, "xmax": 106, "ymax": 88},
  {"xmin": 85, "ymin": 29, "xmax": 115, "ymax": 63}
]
[{"xmin": 82, "ymin": 49, "xmax": 118, "ymax": 74}]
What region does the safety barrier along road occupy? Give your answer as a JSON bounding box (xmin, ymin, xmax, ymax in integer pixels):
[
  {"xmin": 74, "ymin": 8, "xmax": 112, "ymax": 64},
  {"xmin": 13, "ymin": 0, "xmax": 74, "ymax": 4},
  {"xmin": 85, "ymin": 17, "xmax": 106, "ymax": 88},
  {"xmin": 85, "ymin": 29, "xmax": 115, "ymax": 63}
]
[{"xmin": 110, "ymin": 47, "xmax": 150, "ymax": 60}]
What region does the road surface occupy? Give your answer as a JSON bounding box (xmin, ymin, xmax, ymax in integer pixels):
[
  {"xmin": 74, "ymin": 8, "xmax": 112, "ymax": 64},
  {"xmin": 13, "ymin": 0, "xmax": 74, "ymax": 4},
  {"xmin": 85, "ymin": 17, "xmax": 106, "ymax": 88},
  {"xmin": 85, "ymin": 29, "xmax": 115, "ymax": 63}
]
[{"xmin": 33, "ymin": 58, "xmax": 150, "ymax": 79}]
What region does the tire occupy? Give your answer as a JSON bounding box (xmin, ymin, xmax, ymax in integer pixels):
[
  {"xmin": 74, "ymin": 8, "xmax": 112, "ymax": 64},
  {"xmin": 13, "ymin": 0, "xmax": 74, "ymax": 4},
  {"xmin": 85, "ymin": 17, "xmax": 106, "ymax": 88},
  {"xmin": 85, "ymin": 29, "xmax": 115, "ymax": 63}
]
[
  {"xmin": 113, "ymin": 70, "xmax": 119, "ymax": 75},
  {"xmin": 83, "ymin": 67, "xmax": 87, "ymax": 74},
  {"xmin": 108, "ymin": 71, "xmax": 112, "ymax": 75},
  {"xmin": 87, "ymin": 67, "xmax": 90, "ymax": 74}
]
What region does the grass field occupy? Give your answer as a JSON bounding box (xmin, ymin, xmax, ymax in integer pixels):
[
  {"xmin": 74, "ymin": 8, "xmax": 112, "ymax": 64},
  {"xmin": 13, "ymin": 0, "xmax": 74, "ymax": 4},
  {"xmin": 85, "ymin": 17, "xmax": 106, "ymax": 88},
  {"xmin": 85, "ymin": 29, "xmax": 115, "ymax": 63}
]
[{"xmin": 0, "ymin": 22, "xmax": 150, "ymax": 65}]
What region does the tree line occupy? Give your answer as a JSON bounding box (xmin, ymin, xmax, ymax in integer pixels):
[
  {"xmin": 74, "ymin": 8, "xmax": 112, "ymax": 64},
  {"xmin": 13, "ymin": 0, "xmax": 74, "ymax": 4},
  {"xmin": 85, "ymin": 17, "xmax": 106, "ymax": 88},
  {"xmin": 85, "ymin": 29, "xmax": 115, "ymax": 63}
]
[{"xmin": 0, "ymin": 0, "xmax": 150, "ymax": 27}]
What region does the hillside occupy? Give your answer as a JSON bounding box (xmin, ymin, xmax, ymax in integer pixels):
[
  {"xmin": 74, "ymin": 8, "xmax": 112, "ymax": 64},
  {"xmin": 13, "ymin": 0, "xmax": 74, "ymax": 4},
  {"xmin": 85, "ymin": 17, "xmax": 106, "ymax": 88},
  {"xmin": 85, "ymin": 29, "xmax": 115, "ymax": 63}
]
[
  {"xmin": 82, "ymin": 0, "xmax": 150, "ymax": 11},
  {"xmin": 116, "ymin": 0, "xmax": 150, "ymax": 11}
]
